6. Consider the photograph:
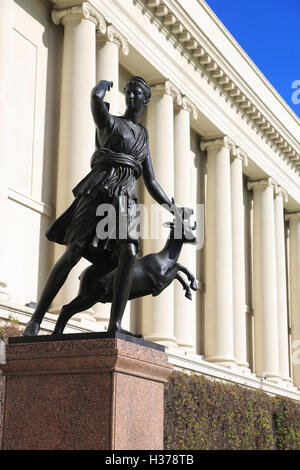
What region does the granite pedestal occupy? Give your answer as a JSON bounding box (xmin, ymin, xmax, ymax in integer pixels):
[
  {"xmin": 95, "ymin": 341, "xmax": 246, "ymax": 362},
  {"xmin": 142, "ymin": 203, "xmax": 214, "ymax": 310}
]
[{"xmin": 0, "ymin": 332, "xmax": 172, "ymax": 450}]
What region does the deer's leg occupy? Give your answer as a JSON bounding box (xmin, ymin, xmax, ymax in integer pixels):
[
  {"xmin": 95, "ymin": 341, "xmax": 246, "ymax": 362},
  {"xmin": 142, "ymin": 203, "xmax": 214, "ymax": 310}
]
[
  {"xmin": 78, "ymin": 261, "xmax": 114, "ymax": 296},
  {"xmin": 175, "ymin": 263, "xmax": 197, "ymax": 291},
  {"xmin": 175, "ymin": 272, "xmax": 192, "ymax": 300},
  {"xmin": 108, "ymin": 243, "xmax": 137, "ymax": 333},
  {"xmin": 52, "ymin": 257, "xmax": 117, "ymax": 335},
  {"xmin": 53, "ymin": 293, "xmax": 100, "ymax": 335}
]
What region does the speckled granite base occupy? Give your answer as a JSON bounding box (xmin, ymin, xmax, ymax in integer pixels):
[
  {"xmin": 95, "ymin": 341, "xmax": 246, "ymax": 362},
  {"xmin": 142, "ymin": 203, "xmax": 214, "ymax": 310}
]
[{"xmin": 0, "ymin": 336, "xmax": 172, "ymax": 450}]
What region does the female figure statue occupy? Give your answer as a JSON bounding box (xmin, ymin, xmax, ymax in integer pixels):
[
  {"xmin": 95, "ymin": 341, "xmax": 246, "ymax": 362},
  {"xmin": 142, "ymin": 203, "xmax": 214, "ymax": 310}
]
[{"xmin": 23, "ymin": 77, "xmax": 175, "ymax": 336}]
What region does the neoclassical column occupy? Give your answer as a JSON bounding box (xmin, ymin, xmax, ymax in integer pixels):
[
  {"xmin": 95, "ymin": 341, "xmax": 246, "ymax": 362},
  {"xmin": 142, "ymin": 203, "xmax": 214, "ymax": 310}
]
[
  {"xmin": 0, "ymin": 0, "xmax": 14, "ymax": 300},
  {"xmin": 50, "ymin": 3, "xmax": 102, "ymax": 315},
  {"xmin": 200, "ymin": 137, "xmax": 235, "ymax": 367},
  {"xmin": 286, "ymin": 212, "xmax": 300, "ymax": 388},
  {"xmin": 231, "ymin": 147, "xmax": 249, "ymax": 369},
  {"xmin": 274, "ymin": 186, "xmax": 291, "ymax": 382},
  {"xmin": 173, "ymin": 96, "xmax": 197, "ymax": 351},
  {"xmin": 247, "ymin": 178, "xmax": 280, "ymax": 382},
  {"xmin": 141, "ymin": 81, "xmax": 181, "ymax": 347},
  {"xmin": 96, "ymin": 25, "xmax": 129, "ymax": 115}
]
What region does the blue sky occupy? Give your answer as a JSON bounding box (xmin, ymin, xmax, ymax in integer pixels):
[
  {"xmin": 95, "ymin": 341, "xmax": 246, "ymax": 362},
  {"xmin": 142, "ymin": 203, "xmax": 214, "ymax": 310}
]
[{"xmin": 204, "ymin": 0, "xmax": 300, "ymax": 118}]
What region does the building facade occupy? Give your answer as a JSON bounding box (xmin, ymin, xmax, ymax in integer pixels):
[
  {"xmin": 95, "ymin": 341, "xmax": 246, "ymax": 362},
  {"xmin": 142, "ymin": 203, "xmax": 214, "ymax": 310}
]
[{"xmin": 1, "ymin": 0, "xmax": 300, "ymax": 400}]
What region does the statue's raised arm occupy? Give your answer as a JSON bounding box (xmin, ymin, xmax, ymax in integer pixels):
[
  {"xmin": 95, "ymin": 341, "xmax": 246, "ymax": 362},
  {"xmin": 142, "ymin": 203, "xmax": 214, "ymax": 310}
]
[{"xmin": 91, "ymin": 80, "xmax": 114, "ymax": 129}]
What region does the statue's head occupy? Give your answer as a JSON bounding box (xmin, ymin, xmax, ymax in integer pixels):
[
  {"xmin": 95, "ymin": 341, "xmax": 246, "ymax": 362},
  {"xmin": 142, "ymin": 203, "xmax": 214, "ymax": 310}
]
[{"xmin": 124, "ymin": 76, "xmax": 151, "ymax": 111}]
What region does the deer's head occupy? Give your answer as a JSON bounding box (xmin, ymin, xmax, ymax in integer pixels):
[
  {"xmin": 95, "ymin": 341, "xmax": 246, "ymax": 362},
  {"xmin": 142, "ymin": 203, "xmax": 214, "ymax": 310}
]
[{"xmin": 163, "ymin": 199, "xmax": 197, "ymax": 245}]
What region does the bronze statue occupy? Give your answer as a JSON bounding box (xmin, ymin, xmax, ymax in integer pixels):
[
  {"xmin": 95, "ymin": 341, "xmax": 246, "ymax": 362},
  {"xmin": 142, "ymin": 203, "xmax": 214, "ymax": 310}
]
[{"xmin": 23, "ymin": 77, "xmax": 196, "ymax": 337}]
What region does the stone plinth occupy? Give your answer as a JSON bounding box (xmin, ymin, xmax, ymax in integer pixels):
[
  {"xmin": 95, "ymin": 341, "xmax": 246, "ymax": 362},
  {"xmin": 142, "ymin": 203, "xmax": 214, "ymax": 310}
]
[{"xmin": 0, "ymin": 332, "xmax": 172, "ymax": 450}]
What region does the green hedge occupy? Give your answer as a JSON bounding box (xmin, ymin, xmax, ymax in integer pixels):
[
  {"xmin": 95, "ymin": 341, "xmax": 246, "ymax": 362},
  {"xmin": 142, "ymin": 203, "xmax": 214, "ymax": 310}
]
[{"xmin": 164, "ymin": 371, "xmax": 300, "ymax": 450}]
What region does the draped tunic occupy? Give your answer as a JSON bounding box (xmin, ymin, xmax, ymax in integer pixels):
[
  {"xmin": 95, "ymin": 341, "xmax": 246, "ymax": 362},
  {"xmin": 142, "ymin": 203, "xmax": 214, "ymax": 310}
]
[{"xmin": 46, "ymin": 116, "xmax": 149, "ymax": 261}]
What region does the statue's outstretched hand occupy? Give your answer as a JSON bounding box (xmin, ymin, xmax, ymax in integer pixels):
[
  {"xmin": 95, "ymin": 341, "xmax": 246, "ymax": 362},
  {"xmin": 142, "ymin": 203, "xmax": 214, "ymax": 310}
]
[
  {"xmin": 98, "ymin": 80, "xmax": 113, "ymax": 93},
  {"xmin": 181, "ymin": 207, "xmax": 193, "ymax": 219},
  {"xmin": 175, "ymin": 206, "xmax": 193, "ymax": 220},
  {"xmin": 170, "ymin": 198, "xmax": 193, "ymax": 220}
]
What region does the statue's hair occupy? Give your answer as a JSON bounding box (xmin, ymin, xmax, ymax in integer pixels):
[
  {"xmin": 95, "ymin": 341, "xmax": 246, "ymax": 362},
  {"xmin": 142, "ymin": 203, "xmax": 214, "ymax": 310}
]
[{"xmin": 125, "ymin": 76, "xmax": 151, "ymax": 105}]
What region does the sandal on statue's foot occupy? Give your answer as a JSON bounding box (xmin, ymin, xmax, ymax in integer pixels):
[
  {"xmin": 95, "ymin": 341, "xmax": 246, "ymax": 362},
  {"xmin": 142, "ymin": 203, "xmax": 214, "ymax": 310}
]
[{"xmin": 23, "ymin": 320, "xmax": 41, "ymax": 336}]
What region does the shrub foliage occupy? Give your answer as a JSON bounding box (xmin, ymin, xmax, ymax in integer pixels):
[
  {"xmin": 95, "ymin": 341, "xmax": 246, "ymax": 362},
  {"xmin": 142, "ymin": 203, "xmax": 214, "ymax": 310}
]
[
  {"xmin": 0, "ymin": 315, "xmax": 23, "ymax": 343},
  {"xmin": 164, "ymin": 371, "xmax": 300, "ymax": 450}
]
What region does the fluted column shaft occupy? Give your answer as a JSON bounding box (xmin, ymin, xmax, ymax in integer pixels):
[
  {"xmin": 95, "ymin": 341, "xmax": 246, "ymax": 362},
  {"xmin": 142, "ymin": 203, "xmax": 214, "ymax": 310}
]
[
  {"xmin": 0, "ymin": 0, "xmax": 14, "ymax": 300},
  {"xmin": 274, "ymin": 187, "xmax": 290, "ymax": 382},
  {"xmin": 174, "ymin": 98, "xmax": 197, "ymax": 351},
  {"xmin": 201, "ymin": 137, "xmax": 235, "ymax": 367},
  {"xmin": 50, "ymin": 4, "xmax": 99, "ymax": 314},
  {"xmin": 231, "ymin": 149, "xmax": 249, "ymax": 369},
  {"xmin": 96, "ymin": 25, "xmax": 129, "ymax": 115},
  {"xmin": 248, "ymin": 178, "xmax": 280, "ymax": 381},
  {"xmin": 141, "ymin": 81, "xmax": 181, "ymax": 347},
  {"xmin": 286, "ymin": 212, "xmax": 300, "ymax": 388}
]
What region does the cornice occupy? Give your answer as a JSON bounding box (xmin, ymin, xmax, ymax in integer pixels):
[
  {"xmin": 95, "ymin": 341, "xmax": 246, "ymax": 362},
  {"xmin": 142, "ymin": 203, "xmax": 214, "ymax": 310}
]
[{"xmin": 140, "ymin": 0, "xmax": 300, "ymax": 174}]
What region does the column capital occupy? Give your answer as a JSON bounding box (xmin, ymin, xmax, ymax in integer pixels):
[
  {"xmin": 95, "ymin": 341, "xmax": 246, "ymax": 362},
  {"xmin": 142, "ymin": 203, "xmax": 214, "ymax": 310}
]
[
  {"xmin": 285, "ymin": 211, "xmax": 300, "ymax": 222},
  {"xmin": 175, "ymin": 96, "xmax": 198, "ymax": 119},
  {"xmin": 183, "ymin": 96, "xmax": 198, "ymax": 119},
  {"xmin": 247, "ymin": 177, "xmax": 277, "ymax": 192},
  {"xmin": 52, "ymin": 2, "xmax": 106, "ymax": 31},
  {"xmin": 200, "ymin": 135, "xmax": 236, "ymax": 153},
  {"xmin": 150, "ymin": 81, "xmax": 182, "ymax": 106},
  {"xmin": 97, "ymin": 24, "xmax": 129, "ymax": 55},
  {"xmin": 232, "ymin": 146, "xmax": 249, "ymax": 167},
  {"xmin": 275, "ymin": 185, "xmax": 288, "ymax": 203}
]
